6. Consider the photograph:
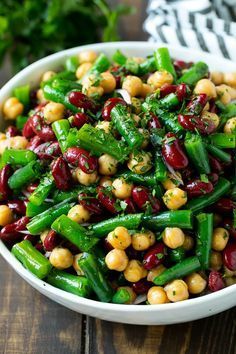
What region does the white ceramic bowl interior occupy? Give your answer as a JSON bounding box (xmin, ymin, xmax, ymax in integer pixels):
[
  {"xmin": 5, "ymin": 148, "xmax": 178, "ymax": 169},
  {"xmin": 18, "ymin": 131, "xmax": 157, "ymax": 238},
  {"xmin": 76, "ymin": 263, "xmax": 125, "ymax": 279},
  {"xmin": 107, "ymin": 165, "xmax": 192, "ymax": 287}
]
[{"xmin": 0, "ymin": 42, "xmax": 235, "ymax": 325}]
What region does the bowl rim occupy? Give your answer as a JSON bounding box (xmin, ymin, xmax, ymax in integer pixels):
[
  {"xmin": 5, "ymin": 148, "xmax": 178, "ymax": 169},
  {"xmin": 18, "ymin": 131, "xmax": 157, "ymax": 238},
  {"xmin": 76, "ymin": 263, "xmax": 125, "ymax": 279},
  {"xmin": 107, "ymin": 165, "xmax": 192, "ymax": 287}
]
[{"xmin": 0, "ymin": 41, "xmax": 236, "ymax": 312}]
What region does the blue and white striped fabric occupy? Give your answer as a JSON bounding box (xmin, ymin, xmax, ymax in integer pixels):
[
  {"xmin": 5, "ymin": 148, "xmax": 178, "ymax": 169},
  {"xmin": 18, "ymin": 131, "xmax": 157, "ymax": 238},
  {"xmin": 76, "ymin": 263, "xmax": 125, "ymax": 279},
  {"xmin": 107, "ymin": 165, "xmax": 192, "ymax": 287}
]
[{"xmin": 144, "ymin": 0, "xmax": 236, "ymax": 60}]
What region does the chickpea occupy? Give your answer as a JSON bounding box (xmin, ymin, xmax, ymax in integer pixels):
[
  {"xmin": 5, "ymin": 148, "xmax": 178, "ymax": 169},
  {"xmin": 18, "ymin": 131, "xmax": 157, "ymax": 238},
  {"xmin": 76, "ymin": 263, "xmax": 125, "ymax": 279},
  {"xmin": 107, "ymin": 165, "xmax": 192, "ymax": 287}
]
[
  {"xmin": 78, "ymin": 50, "xmax": 97, "ymax": 64},
  {"xmin": 212, "ymin": 227, "xmax": 229, "ymax": 251},
  {"xmin": 185, "ymin": 273, "xmax": 207, "ymax": 294},
  {"xmin": 225, "ymin": 277, "xmax": 236, "ymax": 286},
  {"xmin": 210, "ymin": 71, "xmax": 224, "ymax": 85},
  {"xmin": 210, "ymin": 251, "xmax": 223, "ymax": 271},
  {"xmin": 140, "ymin": 83, "xmax": 153, "ymax": 98},
  {"xmin": 105, "ymin": 249, "xmax": 128, "ymax": 271},
  {"xmin": 43, "ymin": 102, "xmax": 65, "ymax": 124},
  {"xmin": 223, "ymin": 72, "xmax": 236, "ymax": 87},
  {"xmin": 41, "ymin": 70, "xmax": 56, "ymax": 82},
  {"xmin": 117, "ymin": 286, "xmax": 137, "ymax": 304},
  {"xmin": 182, "ymin": 235, "xmax": 194, "ymax": 251},
  {"xmin": 0, "ymin": 136, "xmax": 28, "ymax": 155},
  {"xmin": 73, "ymin": 253, "xmax": 84, "ymax": 275},
  {"xmin": 99, "ymin": 176, "xmax": 112, "ymax": 188},
  {"xmin": 0, "ymin": 133, "xmax": 6, "ymax": 140},
  {"xmin": 147, "ymin": 264, "xmax": 166, "ymax": 283},
  {"xmin": 0, "ymin": 205, "xmax": 13, "ymax": 226},
  {"xmin": 68, "ymin": 204, "xmax": 90, "ymax": 224},
  {"xmin": 194, "ymin": 79, "xmax": 216, "ymax": 98},
  {"xmin": 40, "ymin": 229, "xmax": 50, "ymax": 244},
  {"xmin": 98, "ymin": 154, "xmax": 118, "ymax": 176},
  {"xmin": 96, "ymin": 121, "xmax": 111, "ymax": 134},
  {"xmin": 147, "ymin": 286, "xmax": 169, "ymax": 305},
  {"xmin": 76, "ymin": 63, "xmax": 92, "ymax": 80},
  {"xmin": 162, "ymin": 172, "xmax": 182, "ymax": 190},
  {"xmin": 138, "ymin": 128, "xmax": 149, "ymax": 149},
  {"xmin": 163, "ymin": 187, "xmax": 187, "ymax": 210},
  {"xmin": 164, "ymin": 279, "xmax": 189, "ymax": 302},
  {"xmin": 147, "ymin": 70, "xmax": 173, "ymax": 90},
  {"xmin": 75, "ymin": 167, "xmax": 98, "ymax": 186},
  {"xmin": 124, "ymin": 260, "xmax": 147, "ymax": 283},
  {"xmin": 224, "ymin": 117, "xmax": 236, "ymax": 134},
  {"xmin": 36, "ymin": 89, "xmax": 48, "ymax": 104},
  {"xmin": 100, "ymin": 72, "xmax": 116, "ymax": 93},
  {"xmin": 122, "ymin": 75, "xmax": 143, "ymax": 97},
  {"xmin": 107, "ymin": 226, "xmax": 131, "ymax": 250},
  {"xmin": 112, "ymin": 177, "xmax": 133, "ymax": 199},
  {"xmin": 201, "ymin": 111, "xmax": 220, "ymax": 129},
  {"xmin": 3, "ymin": 97, "xmax": 24, "ymax": 120},
  {"xmin": 132, "ymin": 230, "xmax": 155, "ymax": 251},
  {"xmin": 127, "ymin": 151, "xmax": 152, "ymax": 174},
  {"xmin": 49, "ymin": 247, "xmax": 73, "ymax": 270},
  {"xmin": 216, "ymin": 84, "xmax": 232, "ymax": 104},
  {"xmin": 162, "ymin": 227, "xmax": 185, "ymax": 249},
  {"xmin": 203, "ymin": 102, "xmax": 210, "ymax": 112},
  {"xmin": 86, "ymin": 86, "xmax": 104, "ymax": 98},
  {"xmin": 224, "ymin": 266, "xmax": 236, "ymax": 278}
]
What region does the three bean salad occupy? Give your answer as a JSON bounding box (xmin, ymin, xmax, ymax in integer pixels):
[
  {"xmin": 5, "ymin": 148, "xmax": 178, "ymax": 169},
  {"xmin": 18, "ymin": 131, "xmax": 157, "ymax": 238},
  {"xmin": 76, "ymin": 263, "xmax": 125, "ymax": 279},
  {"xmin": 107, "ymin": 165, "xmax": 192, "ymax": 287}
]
[{"xmin": 0, "ymin": 47, "xmax": 236, "ymax": 305}]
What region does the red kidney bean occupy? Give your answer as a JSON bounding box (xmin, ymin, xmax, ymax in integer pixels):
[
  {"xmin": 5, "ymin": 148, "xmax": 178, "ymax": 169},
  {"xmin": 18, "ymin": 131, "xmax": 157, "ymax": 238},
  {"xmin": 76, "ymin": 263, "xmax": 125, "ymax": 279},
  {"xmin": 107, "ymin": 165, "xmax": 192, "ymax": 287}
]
[
  {"xmin": 143, "ymin": 243, "xmax": 166, "ymax": 270},
  {"xmin": 209, "ymin": 155, "xmax": 223, "ymax": 173},
  {"xmin": 35, "ymin": 242, "xmax": 44, "ymax": 253},
  {"xmin": 34, "ymin": 102, "xmax": 47, "ymax": 112},
  {"xmin": 51, "ymin": 157, "xmax": 72, "ymax": 190},
  {"xmin": 174, "ymin": 60, "xmax": 189, "ymax": 71},
  {"xmin": 5, "ymin": 125, "xmax": 19, "ymax": 138},
  {"xmin": 45, "ymin": 141, "xmax": 61, "ymax": 158},
  {"xmin": 185, "ymin": 179, "xmax": 213, "ymax": 198},
  {"xmin": 78, "ymin": 193, "xmax": 103, "ymax": 215},
  {"xmin": 208, "ymin": 271, "xmax": 225, "ymax": 292},
  {"xmin": 0, "ymin": 216, "xmax": 30, "ymax": 243},
  {"xmin": 27, "ymin": 135, "xmax": 42, "ymax": 151},
  {"xmin": 160, "ymin": 84, "xmax": 177, "ymax": 98},
  {"xmin": 34, "ymin": 142, "xmax": 54, "ymax": 160},
  {"xmin": 132, "ymin": 279, "xmax": 152, "ymax": 294},
  {"xmin": 26, "ymin": 183, "xmax": 39, "ymax": 193},
  {"xmin": 181, "ymin": 167, "xmax": 193, "ymax": 182},
  {"xmin": 147, "ymin": 113, "xmax": 162, "ymax": 129},
  {"xmin": 132, "ymin": 186, "xmax": 161, "ymax": 213},
  {"xmin": 43, "ymin": 230, "xmax": 61, "ymax": 252},
  {"xmin": 64, "ymin": 147, "xmax": 82, "ymax": 166},
  {"xmin": 223, "ymin": 243, "xmax": 236, "ymax": 271},
  {"xmin": 209, "ymin": 99, "xmax": 218, "ymax": 114},
  {"xmin": 97, "ymin": 186, "xmax": 118, "ymax": 214},
  {"xmin": 64, "ymin": 147, "xmax": 97, "ymax": 173},
  {"xmin": 186, "ymin": 94, "xmax": 208, "ymax": 115},
  {"xmin": 31, "ymin": 114, "xmax": 55, "ymax": 142},
  {"xmin": 208, "ymin": 173, "xmax": 219, "ymax": 185},
  {"xmin": 102, "ymin": 97, "xmax": 127, "ymax": 121},
  {"xmin": 162, "ymin": 132, "xmax": 189, "ymax": 169},
  {"xmin": 123, "ymin": 197, "xmax": 136, "ymax": 214},
  {"xmin": 23, "ymin": 234, "xmax": 37, "ymax": 245},
  {"xmin": 68, "ymin": 91, "xmax": 97, "ymax": 112},
  {"xmin": 70, "ymin": 112, "xmax": 89, "ymax": 129},
  {"xmin": 178, "ymin": 114, "xmax": 215, "ymax": 135},
  {"xmin": 214, "ymin": 198, "xmax": 235, "ymax": 214},
  {"xmin": 7, "ymin": 200, "xmax": 27, "ymax": 216},
  {"xmin": 222, "ymin": 218, "xmax": 236, "ymax": 241},
  {"xmin": 22, "ymin": 116, "xmax": 35, "ymax": 138},
  {"xmin": 0, "ymin": 165, "xmax": 12, "ymax": 201},
  {"xmin": 176, "ymin": 84, "xmax": 190, "ymax": 102}
]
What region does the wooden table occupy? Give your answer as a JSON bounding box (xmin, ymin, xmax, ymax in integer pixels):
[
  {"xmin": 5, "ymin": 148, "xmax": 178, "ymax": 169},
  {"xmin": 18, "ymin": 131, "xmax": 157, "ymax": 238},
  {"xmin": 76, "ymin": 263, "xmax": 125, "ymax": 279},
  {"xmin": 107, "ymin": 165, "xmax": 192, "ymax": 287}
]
[{"xmin": 0, "ymin": 1, "xmax": 235, "ymax": 353}]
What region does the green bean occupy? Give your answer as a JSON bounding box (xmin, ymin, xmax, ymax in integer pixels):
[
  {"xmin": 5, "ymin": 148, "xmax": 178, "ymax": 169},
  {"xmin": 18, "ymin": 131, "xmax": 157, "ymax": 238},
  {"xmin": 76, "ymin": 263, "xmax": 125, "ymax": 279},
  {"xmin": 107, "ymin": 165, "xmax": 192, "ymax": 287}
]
[
  {"xmin": 118, "ymin": 170, "xmax": 156, "ymax": 187},
  {"xmin": 46, "ymin": 269, "xmax": 91, "ymax": 298},
  {"xmin": 52, "ymin": 78, "xmax": 82, "ymax": 94},
  {"xmin": 142, "ymin": 210, "xmax": 193, "ymax": 230},
  {"xmin": 43, "ymin": 84, "xmax": 78, "ymax": 113},
  {"xmin": 169, "ymin": 247, "xmax": 186, "ymax": 264},
  {"xmin": 91, "ymin": 213, "xmax": 143, "ymax": 238},
  {"xmin": 155, "ymin": 154, "xmax": 168, "ymax": 182},
  {"xmin": 65, "ymin": 56, "xmax": 79, "ymax": 73},
  {"xmin": 154, "ymin": 256, "xmax": 201, "ymax": 286},
  {"xmin": 29, "ymin": 173, "xmax": 55, "ymax": 206},
  {"xmin": 125, "ymin": 58, "xmax": 139, "ymax": 75},
  {"xmin": 16, "ymin": 115, "xmax": 28, "ymax": 130},
  {"xmin": 196, "ymin": 213, "xmax": 213, "ymax": 269},
  {"xmin": 52, "ymin": 215, "xmax": 98, "ymax": 251},
  {"xmin": 154, "ymin": 47, "xmax": 176, "ymax": 81},
  {"xmin": 13, "ymin": 84, "xmax": 30, "ymax": 106},
  {"xmin": 177, "ymin": 62, "xmax": 209, "ymax": 86},
  {"xmin": 26, "ymin": 202, "xmax": 52, "ymax": 217},
  {"xmin": 2, "ymin": 149, "xmax": 36, "ymax": 166},
  {"xmin": 139, "ymin": 56, "xmax": 156, "ymax": 75},
  {"xmin": 12, "ymin": 240, "xmax": 52, "ymax": 279},
  {"xmin": 52, "ymin": 119, "xmax": 70, "ymax": 153},
  {"xmin": 53, "ymin": 186, "xmax": 96, "ymax": 204},
  {"xmin": 159, "ymin": 93, "xmax": 179, "ymax": 110},
  {"xmin": 210, "ymin": 133, "xmax": 235, "ymax": 149},
  {"xmin": 112, "ymin": 288, "xmax": 132, "ymax": 304},
  {"xmin": 184, "ymin": 134, "xmax": 210, "ymax": 174},
  {"xmin": 78, "ymin": 253, "xmax": 114, "ymax": 302},
  {"xmin": 89, "ymin": 53, "xmax": 110, "ymax": 74},
  {"xmin": 27, "ymin": 199, "xmax": 74, "ymax": 235},
  {"xmin": 186, "ymin": 177, "xmax": 231, "ymax": 213},
  {"xmin": 8, "ymin": 160, "xmax": 42, "ymax": 190},
  {"xmin": 205, "ymin": 143, "xmax": 232, "ymax": 163},
  {"xmin": 112, "ymin": 49, "xmax": 127, "ymax": 65}
]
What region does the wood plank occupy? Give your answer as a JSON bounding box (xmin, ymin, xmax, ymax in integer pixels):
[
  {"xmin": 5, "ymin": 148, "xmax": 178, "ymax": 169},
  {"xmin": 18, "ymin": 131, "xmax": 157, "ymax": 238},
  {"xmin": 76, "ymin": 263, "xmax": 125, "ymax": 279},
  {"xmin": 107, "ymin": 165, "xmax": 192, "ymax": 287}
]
[{"xmin": 0, "ymin": 257, "xmax": 84, "ymax": 354}]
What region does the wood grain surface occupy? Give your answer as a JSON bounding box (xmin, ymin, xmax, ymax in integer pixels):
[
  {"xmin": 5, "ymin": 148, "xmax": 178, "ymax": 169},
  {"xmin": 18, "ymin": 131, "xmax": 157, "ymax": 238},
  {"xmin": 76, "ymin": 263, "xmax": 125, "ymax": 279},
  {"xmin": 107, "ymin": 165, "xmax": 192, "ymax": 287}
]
[{"xmin": 0, "ymin": 1, "xmax": 235, "ymax": 353}]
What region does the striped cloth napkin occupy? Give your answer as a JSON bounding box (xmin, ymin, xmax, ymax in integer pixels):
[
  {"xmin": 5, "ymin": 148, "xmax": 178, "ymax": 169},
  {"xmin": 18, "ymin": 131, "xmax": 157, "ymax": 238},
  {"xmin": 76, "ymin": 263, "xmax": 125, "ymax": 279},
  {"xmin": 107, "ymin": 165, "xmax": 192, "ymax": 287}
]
[{"xmin": 144, "ymin": 0, "xmax": 236, "ymax": 60}]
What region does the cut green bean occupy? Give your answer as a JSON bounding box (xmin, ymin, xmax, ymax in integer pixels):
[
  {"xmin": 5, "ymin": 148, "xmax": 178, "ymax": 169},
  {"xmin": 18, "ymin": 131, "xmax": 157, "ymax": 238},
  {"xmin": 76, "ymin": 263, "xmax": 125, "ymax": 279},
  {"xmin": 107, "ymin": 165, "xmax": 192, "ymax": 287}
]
[
  {"xmin": 154, "ymin": 256, "xmax": 201, "ymax": 286},
  {"xmin": 52, "ymin": 215, "xmax": 98, "ymax": 251},
  {"xmin": 112, "ymin": 288, "xmax": 132, "ymax": 304},
  {"xmin": 2, "ymin": 149, "xmax": 36, "ymax": 166},
  {"xmin": 12, "ymin": 240, "xmax": 52, "ymax": 279},
  {"xmin": 65, "ymin": 56, "xmax": 79, "ymax": 73},
  {"xmin": 52, "ymin": 119, "xmax": 70, "ymax": 153},
  {"xmin": 177, "ymin": 62, "xmax": 209, "ymax": 86},
  {"xmin": 205, "ymin": 143, "xmax": 232, "ymax": 163},
  {"xmin": 26, "ymin": 201, "xmax": 52, "ymax": 217},
  {"xmin": 112, "ymin": 49, "xmax": 127, "ymax": 65},
  {"xmin": 27, "ymin": 199, "xmax": 74, "ymax": 235},
  {"xmin": 91, "ymin": 213, "xmax": 143, "ymax": 238},
  {"xmin": 154, "ymin": 47, "xmax": 176, "ymax": 81},
  {"xmin": 160, "ymin": 93, "xmax": 179, "ymax": 110},
  {"xmin": 196, "ymin": 213, "xmax": 213, "ymax": 269},
  {"xmin": 184, "ymin": 134, "xmax": 210, "ymax": 174},
  {"xmin": 29, "ymin": 173, "xmax": 55, "ymax": 206},
  {"xmin": 169, "ymin": 247, "xmax": 186, "ymax": 264},
  {"xmin": 8, "ymin": 160, "xmax": 42, "ymax": 190},
  {"xmin": 13, "ymin": 84, "xmax": 30, "ymax": 106},
  {"xmin": 16, "ymin": 115, "xmax": 28, "ymax": 130},
  {"xmin": 89, "ymin": 53, "xmax": 110, "ymax": 74},
  {"xmin": 43, "ymin": 84, "xmax": 78, "ymax": 113},
  {"xmin": 143, "ymin": 210, "xmax": 193, "ymax": 230},
  {"xmin": 52, "ymin": 186, "xmax": 96, "ymax": 204},
  {"xmin": 79, "ymin": 253, "xmax": 114, "ymax": 302},
  {"xmin": 46, "ymin": 269, "xmax": 91, "ymax": 298},
  {"xmin": 139, "ymin": 56, "xmax": 156, "ymax": 75},
  {"xmin": 155, "ymin": 155, "xmax": 168, "ymax": 182},
  {"xmin": 210, "ymin": 133, "xmax": 235, "ymax": 149},
  {"xmin": 118, "ymin": 170, "xmax": 156, "ymax": 187}
]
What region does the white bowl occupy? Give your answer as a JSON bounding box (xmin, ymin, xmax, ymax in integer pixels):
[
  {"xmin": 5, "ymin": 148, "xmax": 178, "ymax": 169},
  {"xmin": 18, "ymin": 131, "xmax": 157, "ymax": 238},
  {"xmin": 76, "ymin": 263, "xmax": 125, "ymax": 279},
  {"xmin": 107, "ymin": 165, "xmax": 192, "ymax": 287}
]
[{"xmin": 0, "ymin": 42, "xmax": 235, "ymax": 325}]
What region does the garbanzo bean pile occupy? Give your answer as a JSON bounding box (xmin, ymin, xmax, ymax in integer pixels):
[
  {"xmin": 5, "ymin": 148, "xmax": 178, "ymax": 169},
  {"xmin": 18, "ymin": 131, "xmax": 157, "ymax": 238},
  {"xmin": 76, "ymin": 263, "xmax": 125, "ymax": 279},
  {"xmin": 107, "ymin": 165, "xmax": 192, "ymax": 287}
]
[{"xmin": 0, "ymin": 47, "xmax": 236, "ymax": 305}]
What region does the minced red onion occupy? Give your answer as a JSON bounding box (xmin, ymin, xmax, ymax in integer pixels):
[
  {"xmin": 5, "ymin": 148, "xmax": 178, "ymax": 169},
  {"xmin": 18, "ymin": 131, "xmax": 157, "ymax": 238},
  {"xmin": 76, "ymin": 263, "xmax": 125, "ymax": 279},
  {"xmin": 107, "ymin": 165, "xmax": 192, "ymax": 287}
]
[
  {"xmin": 134, "ymin": 294, "xmax": 147, "ymax": 305},
  {"xmin": 115, "ymin": 89, "xmax": 132, "ymax": 104},
  {"xmin": 165, "ymin": 162, "xmax": 184, "ymax": 185}
]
